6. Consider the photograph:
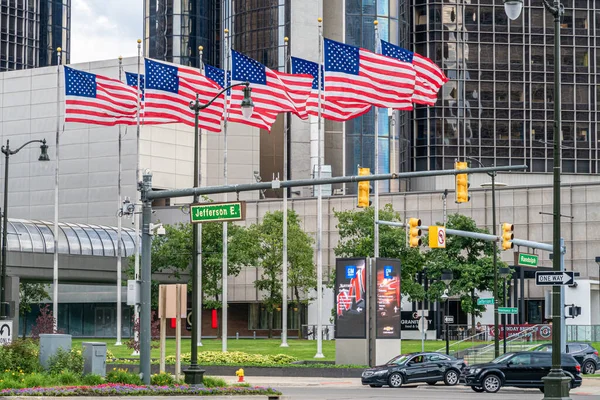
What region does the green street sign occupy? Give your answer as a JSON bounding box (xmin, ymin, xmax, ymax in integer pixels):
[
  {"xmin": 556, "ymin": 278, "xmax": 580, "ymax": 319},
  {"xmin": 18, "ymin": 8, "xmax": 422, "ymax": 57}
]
[
  {"xmin": 498, "ymin": 307, "xmax": 518, "ymax": 315},
  {"xmin": 190, "ymin": 201, "xmax": 246, "ymax": 223},
  {"xmin": 477, "ymin": 298, "xmax": 495, "ymax": 305},
  {"xmin": 515, "ymin": 252, "xmax": 538, "ymax": 267}
]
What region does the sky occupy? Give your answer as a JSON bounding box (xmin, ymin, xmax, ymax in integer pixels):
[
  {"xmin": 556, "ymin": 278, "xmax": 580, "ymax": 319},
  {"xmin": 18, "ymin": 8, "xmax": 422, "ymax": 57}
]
[{"xmin": 71, "ymin": 0, "xmax": 143, "ymax": 64}]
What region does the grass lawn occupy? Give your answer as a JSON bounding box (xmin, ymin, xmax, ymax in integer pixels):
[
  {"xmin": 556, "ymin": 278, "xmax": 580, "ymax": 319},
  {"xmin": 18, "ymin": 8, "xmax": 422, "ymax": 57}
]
[{"xmin": 71, "ymin": 338, "xmax": 600, "ymax": 364}]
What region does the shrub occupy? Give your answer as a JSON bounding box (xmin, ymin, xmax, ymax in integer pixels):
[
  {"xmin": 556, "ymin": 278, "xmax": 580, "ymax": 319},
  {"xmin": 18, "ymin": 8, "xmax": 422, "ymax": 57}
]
[
  {"xmin": 0, "ymin": 372, "xmax": 26, "ymax": 390},
  {"xmin": 126, "ymin": 312, "xmax": 160, "ymax": 353},
  {"xmin": 105, "ymin": 368, "xmax": 143, "ymax": 385},
  {"xmin": 56, "ymin": 370, "xmax": 80, "ymax": 386},
  {"xmin": 106, "ymin": 349, "xmax": 116, "ymax": 362},
  {"xmin": 151, "ymin": 372, "xmax": 180, "ymax": 386},
  {"xmin": 22, "ymin": 373, "xmax": 48, "ymax": 388},
  {"xmin": 202, "ymin": 376, "xmax": 227, "ymax": 388},
  {"xmin": 0, "ymin": 339, "xmax": 41, "ymax": 373},
  {"xmin": 46, "ymin": 348, "xmax": 84, "ymax": 375},
  {"xmin": 30, "ymin": 305, "xmax": 64, "ymax": 339},
  {"xmin": 163, "ymin": 351, "xmax": 298, "ymax": 366},
  {"xmin": 81, "ymin": 373, "xmax": 104, "ymax": 386}
]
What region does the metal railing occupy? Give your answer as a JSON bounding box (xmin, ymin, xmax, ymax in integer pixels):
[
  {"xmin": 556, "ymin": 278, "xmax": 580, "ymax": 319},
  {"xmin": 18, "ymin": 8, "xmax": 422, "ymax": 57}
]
[
  {"xmin": 435, "ymin": 329, "xmax": 489, "ymax": 359},
  {"xmin": 302, "ymin": 324, "xmax": 335, "ymax": 340},
  {"xmin": 464, "ymin": 325, "xmax": 541, "ymax": 364},
  {"xmin": 566, "ymin": 325, "xmax": 600, "ymax": 342}
]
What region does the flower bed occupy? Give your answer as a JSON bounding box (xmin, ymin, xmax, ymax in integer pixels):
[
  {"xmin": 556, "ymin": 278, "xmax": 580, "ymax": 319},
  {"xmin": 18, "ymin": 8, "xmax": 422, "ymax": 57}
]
[{"xmin": 0, "ymin": 383, "xmax": 281, "ymax": 397}]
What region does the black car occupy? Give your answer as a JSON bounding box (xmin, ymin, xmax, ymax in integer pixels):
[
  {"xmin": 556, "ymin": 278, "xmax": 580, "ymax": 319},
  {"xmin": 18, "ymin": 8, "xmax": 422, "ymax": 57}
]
[
  {"xmin": 533, "ymin": 342, "xmax": 599, "ymax": 374},
  {"xmin": 462, "ymin": 351, "xmax": 582, "ymax": 393},
  {"xmin": 361, "ymin": 352, "xmax": 466, "ymax": 388}
]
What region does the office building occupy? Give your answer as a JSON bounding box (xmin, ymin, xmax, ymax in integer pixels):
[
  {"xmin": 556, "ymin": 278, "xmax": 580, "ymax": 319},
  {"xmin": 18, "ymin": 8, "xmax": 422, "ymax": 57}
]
[{"xmin": 0, "ymin": 0, "xmax": 70, "ymax": 71}]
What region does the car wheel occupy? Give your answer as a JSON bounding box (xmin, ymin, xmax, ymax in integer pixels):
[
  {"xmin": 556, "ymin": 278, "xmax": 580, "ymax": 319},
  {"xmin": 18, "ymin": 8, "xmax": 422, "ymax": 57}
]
[
  {"xmin": 482, "ymin": 374, "xmax": 501, "ymax": 393},
  {"xmin": 388, "ymin": 372, "xmax": 404, "ymax": 388},
  {"xmin": 444, "ymin": 369, "xmax": 459, "ymax": 386},
  {"xmin": 426, "ymin": 381, "xmax": 437, "ymax": 386},
  {"xmin": 583, "ymin": 361, "xmax": 596, "ymax": 375},
  {"xmin": 471, "ymin": 386, "xmax": 485, "ymax": 393},
  {"xmin": 369, "ymin": 385, "xmax": 382, "ymax": 388}
]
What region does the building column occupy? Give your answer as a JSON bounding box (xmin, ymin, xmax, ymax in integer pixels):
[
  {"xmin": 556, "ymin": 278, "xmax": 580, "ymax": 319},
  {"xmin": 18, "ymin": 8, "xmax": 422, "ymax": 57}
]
[{"xmin": 4, "ymin": 276, "xmax": 19, "ymax": 340}]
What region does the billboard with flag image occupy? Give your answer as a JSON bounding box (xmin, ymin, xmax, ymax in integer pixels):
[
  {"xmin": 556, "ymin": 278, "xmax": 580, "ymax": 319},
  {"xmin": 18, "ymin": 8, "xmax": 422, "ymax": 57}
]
[{"xmin": 335, "ymin": 258, "xmax": 367, "ymax": 339}]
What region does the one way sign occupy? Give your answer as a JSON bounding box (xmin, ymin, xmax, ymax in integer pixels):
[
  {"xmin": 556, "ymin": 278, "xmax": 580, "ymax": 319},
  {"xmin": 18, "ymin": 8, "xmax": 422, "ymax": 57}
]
[{"xmin": 535, "ymin": 271, "xmax": 575, "ymax": 286}]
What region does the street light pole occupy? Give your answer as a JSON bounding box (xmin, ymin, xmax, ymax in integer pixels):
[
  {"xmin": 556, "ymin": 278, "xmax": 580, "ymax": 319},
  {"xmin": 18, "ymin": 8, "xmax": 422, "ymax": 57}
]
[
  {"xmin": 441, "ymin": 271, "xmax": 453, "ymax": 356},
  {"xmin": 183, "ymin": 84, "xmax": 253, "ymax": 386},
  {"xmin": 503, "ymin": 0, "xmax": 569, "ymax": 397},
  {"xmin": 1, "ymin": 139, "xmax": 49, "ymax": 318}
]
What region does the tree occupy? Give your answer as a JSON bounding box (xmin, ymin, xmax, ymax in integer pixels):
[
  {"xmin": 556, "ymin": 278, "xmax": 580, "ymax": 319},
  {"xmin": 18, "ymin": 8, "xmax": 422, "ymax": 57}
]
[
  {"xmin": 424, "ymin": 213, "xmax": 509, "ymax": 335},
  {"xmin": 248, "ymin": 210, "xmax": 316, "ymax": 339},
  {"xmin": 334, "ymin": 204, "xmax": 425, "ymax": 301},
  {"xmin": 129, "ymin": 220, "xmax": 256, "ymax": 336},
  {"xmin": 19, "ymin": 283, "xmax": 50, "ymax": 339}
]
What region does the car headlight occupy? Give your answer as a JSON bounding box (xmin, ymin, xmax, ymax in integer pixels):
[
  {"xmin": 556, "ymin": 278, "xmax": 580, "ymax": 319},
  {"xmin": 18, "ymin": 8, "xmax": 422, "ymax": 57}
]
[{"xmin": 469, "ymin": 368, "xmax": 481, "ymax": 374}]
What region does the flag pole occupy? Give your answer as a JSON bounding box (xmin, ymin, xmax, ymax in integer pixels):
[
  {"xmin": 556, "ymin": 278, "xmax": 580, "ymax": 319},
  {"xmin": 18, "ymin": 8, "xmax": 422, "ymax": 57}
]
[
  {"xmin": 280, "ymin": 36, "xmax": 289, "ymax": 348},
  {"xmin": 116, "ymin": 56, "xmax": 124, "ymax": 346},
  {"xmin": 52, "ymin": 47, "xmax": 62, "ymax": 330},
  {"xmin": 196, "ymin": 45, "xmax": 204, "ymax": 348},
  {"xmin": 314, "ymin": 16, "xmax": 325, "ymax": 359},
  {"xmin": 222, "ymin": 27, "xmax": 230, "ymax": 353},
  {"xmin": 132, "ymin": 38, "xmax": 142, "ymax": 356},
  {"xmin": 373, "ymin": 21, "xmax": 380, "ymax": 259}
]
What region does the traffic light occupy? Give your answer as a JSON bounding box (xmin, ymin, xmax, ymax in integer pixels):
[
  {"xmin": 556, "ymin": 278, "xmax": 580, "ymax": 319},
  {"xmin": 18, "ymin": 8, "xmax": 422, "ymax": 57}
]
[
  {"xmin": 408, "ymin": 218, "xmax": 422, "ymax": 248},
  {"xmin": 455, "ymin": 161, "xmax": 470, "ymax": 203},
  {"xmin": 357, "ymin": 167, "xmax": 371, "ymax": 208},
  {"xmin": 502, "ymin": 223, "xmax": 514, "ymax": 250}
]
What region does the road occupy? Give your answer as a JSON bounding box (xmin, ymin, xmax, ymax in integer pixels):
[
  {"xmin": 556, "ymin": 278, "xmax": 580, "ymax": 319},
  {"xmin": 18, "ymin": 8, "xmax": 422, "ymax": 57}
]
[{"xmin": 278, "ymin": 384, "xmax": 596, "ymax": 399}]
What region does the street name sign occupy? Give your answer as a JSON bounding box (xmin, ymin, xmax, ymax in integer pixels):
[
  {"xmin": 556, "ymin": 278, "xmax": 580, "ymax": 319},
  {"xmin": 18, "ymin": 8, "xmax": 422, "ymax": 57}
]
[
  {"xmin": 190, "ymin": 201, "xmax": 246, "ymax": 223},
  {"xmin": 477, "ymin": 298, "xmax": 494, "ymax": 305},
  {"xmin": 498, "ymin": 307, "xmax": 518, "ymax": 315},
  {"xmin": 535, "ymin": 271, "xmax": 574, "ymax": 286},
  {"xmin": 515, "ymin": 252, "xmax": 539, "ymax": 267}
]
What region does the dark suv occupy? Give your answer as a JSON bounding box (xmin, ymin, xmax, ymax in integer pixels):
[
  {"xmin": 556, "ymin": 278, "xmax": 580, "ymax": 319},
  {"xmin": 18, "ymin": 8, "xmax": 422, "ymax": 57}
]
[
  {"xmin": 533, "ymin": 342, "xmax": 599, "ymax": 375},
  {"xmin": 462, "ymin": 351, "xmax": 582, "ymax": 393}
]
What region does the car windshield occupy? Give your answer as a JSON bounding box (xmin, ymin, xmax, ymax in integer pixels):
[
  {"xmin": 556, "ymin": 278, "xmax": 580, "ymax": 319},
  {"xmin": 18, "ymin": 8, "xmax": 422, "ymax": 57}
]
[
  {"xmin": 387, "ymin": 355, "xmax": 410, "ymax": 365},
  {"xmin": 491, "ymin": 353, "xmax": 515, "ymax": 364}
]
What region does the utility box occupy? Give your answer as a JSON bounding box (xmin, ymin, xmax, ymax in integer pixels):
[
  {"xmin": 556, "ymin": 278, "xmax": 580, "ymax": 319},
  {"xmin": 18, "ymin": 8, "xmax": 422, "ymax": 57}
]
[
  {"xmin": 127, "ymin": 280, "xmax": 141, "ymax": 306},
  {"xmin": 82, "ymin": 342, "xmax": 107, "ymax": 377},
  {"xmin": 39, "ymin": 334, "xmax": 72, "ymax": 369}
]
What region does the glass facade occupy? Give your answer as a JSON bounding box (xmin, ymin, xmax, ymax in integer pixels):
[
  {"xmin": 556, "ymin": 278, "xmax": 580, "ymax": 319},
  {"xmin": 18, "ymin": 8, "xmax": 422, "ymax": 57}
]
[
  {"xmin": 413, "ymin": 0, "xmax": 600, "ymax": 173},
  {"xmin": 144, "ymin": 0, "xmax": 220, "ymax": 68},
  {"xmin": 345, "ymin": 0, "xmax": 410, "ymax": 193},
  {"xmin": 0, "ymin": 0, "xmax": 69, "ymax": 71}
]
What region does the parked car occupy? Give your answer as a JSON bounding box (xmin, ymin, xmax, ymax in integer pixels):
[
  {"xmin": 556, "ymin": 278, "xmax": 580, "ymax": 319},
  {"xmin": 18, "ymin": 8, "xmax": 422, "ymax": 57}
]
[
  {"xmin": 462, "ymin": 351, "xmax": 582, "ymax": 393},
  {"xmin": 361, "ymin": 352, "xmax": 466, "ymax": 388},
  {"xmin": 533, "ymin": 342, "xmax": 599, "ymax": 374}
]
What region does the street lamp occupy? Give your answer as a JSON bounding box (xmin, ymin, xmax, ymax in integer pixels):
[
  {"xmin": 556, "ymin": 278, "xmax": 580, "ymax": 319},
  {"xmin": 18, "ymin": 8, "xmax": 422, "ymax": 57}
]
[
  {"xmin": 441, "ymin": 271, "xmax": 453, "ymax": 355},
  {"xmin": 467, "ymin": 156, "xmax": 501, "ymax": 357},
  {"xmin": 181, "ymin": 82, "xmax": 253, "ymax": 386},
  {"xmin": 503, "ymin": 0, "xmax": 568, "ymax": 398},
  {"xmin": 1, "ymin": 139, "xmax": 49, "ymax": 318},
  {"xmin": 499, "ymin": 266, "xmax": 511, "ymax": 354}
]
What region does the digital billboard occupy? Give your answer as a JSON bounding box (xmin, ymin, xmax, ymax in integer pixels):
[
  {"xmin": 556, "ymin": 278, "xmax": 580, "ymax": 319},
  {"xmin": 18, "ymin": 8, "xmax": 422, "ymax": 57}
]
[
  {"xmin": 335, "ymin": 258, "xmax": 367, "ymax": 339},
  {"xmin": 375, "ymin": 258, "xmax": 401, "ymax": 338}
]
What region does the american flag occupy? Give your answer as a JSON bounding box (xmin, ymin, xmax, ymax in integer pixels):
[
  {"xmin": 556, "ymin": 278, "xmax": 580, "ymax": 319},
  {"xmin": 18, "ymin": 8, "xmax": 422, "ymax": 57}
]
[
  {"xmin": 144, "ymin": 58, "xmax": 225, "ymax": 132},
  {"xmin": 231, "ymin": 50, "xmax": 312, "ymax": 123},
  {"xmin": 64, "ymin": 66, "xmax": 138, "ymax": 126},
  {"xmin": 324, "ymin": 38, "xmax": 416, "ymax": 110},
  {"xmin": 124, "ymin": 71, "xmax": 179, "ymax": 125},
  {"xmin": 291, "ymin": 56, "xmax": 371, "ymax": 122},
  {"xmin": 381, "ymin": 40, "xmax": 448, "ymax": 106},
  {"xmin": 205, "ymin": 63, "xmax": 277, "ymax": 131}
]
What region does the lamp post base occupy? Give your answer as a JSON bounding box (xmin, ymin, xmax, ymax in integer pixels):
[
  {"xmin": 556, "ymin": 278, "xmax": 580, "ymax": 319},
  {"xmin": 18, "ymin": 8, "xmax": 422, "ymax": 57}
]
[
  {"xmin": 542, "ymin": 370, "xmax": 571, "ymax": 400},
  {"xmin": 183, "ymin": 366, "xmax": 206, "ymax": 387}
]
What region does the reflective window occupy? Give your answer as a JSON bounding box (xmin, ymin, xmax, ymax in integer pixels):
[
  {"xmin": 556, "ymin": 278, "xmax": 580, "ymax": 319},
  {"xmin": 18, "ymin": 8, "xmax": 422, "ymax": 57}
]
[
  {"xmin": 23, "ymin": 223, "xmax": 45, "ymax": 252},
  {"xmin": 13, "ymin": 222, "xmax": 33, "ymax": 252},
  {"xmin": 68, "ymin": 225, "xmax": 93, "ymax": 255},
  {"xmin": 91, "ymin": 226, "xmax": 114, "ymax": 256},
  {"xmin": 36, "ymin": 223, "xmax": 55, "ymax": 253},
  {"xmin": 61, "ymin": 226, "xmax": 80, "ymax": 255},
  {"xmin": 102, "ymin": 227, "xmax": 120, "ymax": 255},
  {"xmin": 122, "ymin": 230, "xmax": 136, "ymax": 257},
  {"xmin": 82, "ymin": 226, "xmax": 104, "ymax": 256},
  {"xmin": 6, "ymin": 222, "xmax": 20, "ymax": 251}
]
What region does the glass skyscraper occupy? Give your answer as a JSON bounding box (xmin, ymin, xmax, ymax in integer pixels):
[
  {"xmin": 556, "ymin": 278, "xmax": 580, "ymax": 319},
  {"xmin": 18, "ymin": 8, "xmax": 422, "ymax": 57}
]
[
  {"xmin": 0, "ymin": 0, "xmax": 70, "ymax": 71},
  {"xmin": 413, "ymin": 0, "xmax": 599, "ymax": 174}
]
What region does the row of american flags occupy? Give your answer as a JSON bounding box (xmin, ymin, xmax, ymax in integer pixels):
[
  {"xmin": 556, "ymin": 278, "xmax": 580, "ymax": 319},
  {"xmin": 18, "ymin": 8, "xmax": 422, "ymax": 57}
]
[{"xmin": 64, "ymin": 38, "xmax": 447, "ymax": 133}]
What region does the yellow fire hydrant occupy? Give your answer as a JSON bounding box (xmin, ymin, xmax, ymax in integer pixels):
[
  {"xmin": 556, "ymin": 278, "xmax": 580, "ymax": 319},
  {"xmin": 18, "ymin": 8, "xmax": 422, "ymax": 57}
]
[{"xmin": 236, "ymin": 368, "xmax": 245, "ymax": 382}]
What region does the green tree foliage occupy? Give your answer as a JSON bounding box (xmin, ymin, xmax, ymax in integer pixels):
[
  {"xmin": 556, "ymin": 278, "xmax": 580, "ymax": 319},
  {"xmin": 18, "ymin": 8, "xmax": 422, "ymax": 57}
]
[
  {"xmin": 19, "ymin": 283, "xmax": 49, "ymax": 339},
  {"xmin": 248, "ymin": 210, "xmax": 316, "ymax": 339},
  {"xmin": 333, "ymin": 204, "xmax": 425, "ymax": 300},
  {"xmin": 424, "ymin": 213, "xmax": 509, "ymax": 335}
]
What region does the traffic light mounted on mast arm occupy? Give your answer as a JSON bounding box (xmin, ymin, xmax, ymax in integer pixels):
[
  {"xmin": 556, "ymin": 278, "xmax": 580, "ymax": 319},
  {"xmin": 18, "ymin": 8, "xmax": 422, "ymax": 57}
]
[
  {"xmin": 502, "ymin": 223, "xmax": 514, "ymax": 250},
  {"xmin": 409, "ymin": 218, "xmax": 422, "ymax": 248},
  {"xmin": 357, "ymin": 167, "xmax": 372, "ymax": 208},
  {"xmin": 455, "ymin": 161, "xmax": 470, "ymax": 203}
]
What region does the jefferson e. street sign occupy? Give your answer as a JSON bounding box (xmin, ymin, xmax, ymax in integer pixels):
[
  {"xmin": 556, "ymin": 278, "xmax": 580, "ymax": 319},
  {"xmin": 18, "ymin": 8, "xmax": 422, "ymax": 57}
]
[
  {"xmin": 515, "ymin": 252, "xmax": 538, "ymax": 267},
  {"xmin": 535, "ymin": 271, "xmax": 574, "ymax": 286},
  {"xmin": 190, "ymin": 201, "xmax": 246, "ymax": 223},
  {"xmin": 477, "ymin": 298, "xmax": 494, "ymax": 305}
]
